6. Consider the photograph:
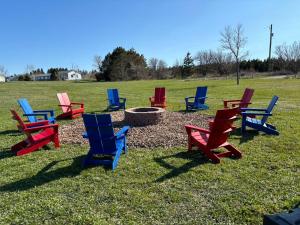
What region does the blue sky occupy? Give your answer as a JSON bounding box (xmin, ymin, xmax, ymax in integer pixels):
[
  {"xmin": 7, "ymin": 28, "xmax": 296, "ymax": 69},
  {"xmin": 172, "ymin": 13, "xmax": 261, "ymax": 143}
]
[{"xmin": 0, "ymin": 0, "xmax": 299, "ymax": 75}]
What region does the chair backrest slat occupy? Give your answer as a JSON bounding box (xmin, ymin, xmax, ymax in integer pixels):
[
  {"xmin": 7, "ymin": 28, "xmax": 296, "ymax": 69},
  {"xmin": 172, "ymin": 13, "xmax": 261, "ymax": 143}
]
[
  {"xmin": 241, "ymin": 88, "xmax": 254, "ymax": 106},
  {"xmin": 10, "ymin": 109, "xmax": 26, "ymax": 130},
  {"xmin": 107, "ymin": 89, "xmax": 120, "ymax": 105},
  {"xmin": 262, "ymin": 95, "xmax": 279, "ymax": 124},
  {"xmin": 83, "ymin": 114, "xmax": 117, "ymax": 155},
  {"xmin": 207, "ymin": 108, "xmax": 237, "ymax": 149},
  {"xmin": 194, "ymin": 86, "xmax": 208, "ymax": 105},
  {"xmin": 57, "ymin": 93, "xmax": 71, "ymax": 113},
  {"xmin": 18, "ymin": 98, "xmax": 36, "ymax": 122},
  {"xmin": 154, "ymin": 87, "xmax": 165, "ymax": 104}
]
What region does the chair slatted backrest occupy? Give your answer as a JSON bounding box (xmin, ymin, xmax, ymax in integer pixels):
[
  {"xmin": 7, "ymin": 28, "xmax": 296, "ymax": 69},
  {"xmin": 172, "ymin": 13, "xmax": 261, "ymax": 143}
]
[
  {"xmin": 261, "ymin": 95, "xmax": 279, "ymax": 124},
  {"xmin": 241, "ymin": 88, "xmax": 254, "ymax": 107},
  {"xmin": 107, "ymin": 89, "xmax": 119, "ymax": 106},
  {"xmin": 207, "ymin": 108, "xmax": 237, "ymax": 149},
  {"xmin": 18, "ymin": 98, "xmax": 36, "ymax": 122},
  {"xmin": 57, "ymin": 93, "xmax": 71, "ymax": 113},
  {"xmin": 10, "ymin": 109, "xmax": 26, "ymax": 130},
  {"xmin": 10, "ymin": 109, "xmax": 35, "ymax": 142},
  {"xmin": 83, "ymin": 114, "xmax": 117, "ymax": 155},
  {"xmin": 154, "ymin": 87, "xmax": 165, "ymax": 104},
  {"xmin": 194, "ymin": 86, "xmax": 208, "ymax": 105}
]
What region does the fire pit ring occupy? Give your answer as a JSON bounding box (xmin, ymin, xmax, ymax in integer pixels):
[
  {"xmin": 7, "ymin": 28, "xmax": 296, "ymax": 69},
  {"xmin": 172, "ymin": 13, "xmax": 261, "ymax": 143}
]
[{"xmin": 125, "ymin": 107, "xmax": 166, "ymax": 126}]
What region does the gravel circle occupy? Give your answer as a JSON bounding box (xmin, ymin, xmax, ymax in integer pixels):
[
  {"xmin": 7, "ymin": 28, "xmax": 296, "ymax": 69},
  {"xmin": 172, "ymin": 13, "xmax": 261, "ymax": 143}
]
[{"xmin": 59, "ymin": 111, "xmax": 212, "ymax": 149}]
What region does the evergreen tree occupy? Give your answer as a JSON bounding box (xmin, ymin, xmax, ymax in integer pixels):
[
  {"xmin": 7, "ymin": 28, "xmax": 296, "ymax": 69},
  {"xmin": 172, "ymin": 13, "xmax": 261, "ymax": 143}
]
[
  {"xmin": 100, "ymin": 47, "xmax": 147, "ymax": 81},
  {"xmin": 182, "ymin": 52, "xmax": 194, "ymax": 77}
]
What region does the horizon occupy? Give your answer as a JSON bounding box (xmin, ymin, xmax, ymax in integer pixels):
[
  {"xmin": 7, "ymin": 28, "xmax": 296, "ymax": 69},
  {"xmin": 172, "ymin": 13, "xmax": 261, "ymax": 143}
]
[{"xmin": 0, "ymin": 0, "xmax": 300, "ymax": 75}]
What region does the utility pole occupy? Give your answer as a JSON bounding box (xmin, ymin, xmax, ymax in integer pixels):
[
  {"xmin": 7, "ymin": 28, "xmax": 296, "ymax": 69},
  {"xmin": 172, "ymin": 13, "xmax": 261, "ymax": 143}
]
[{"xmin": 268, "ymin": 24, "xmax": 274, "ymax": 71}]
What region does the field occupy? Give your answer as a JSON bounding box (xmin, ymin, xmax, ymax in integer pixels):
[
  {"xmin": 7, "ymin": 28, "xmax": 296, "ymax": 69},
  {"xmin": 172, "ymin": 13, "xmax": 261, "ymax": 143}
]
[{"xmin": 0, "ymin": 78, "xmax": 299, "ymax": 225}]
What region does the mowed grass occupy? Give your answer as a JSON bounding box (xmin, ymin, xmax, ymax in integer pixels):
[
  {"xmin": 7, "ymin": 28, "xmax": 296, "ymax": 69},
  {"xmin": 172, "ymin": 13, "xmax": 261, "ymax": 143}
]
[{"xmin": 0, "ymin": 78, "xmax": 299, "ymax": 225}]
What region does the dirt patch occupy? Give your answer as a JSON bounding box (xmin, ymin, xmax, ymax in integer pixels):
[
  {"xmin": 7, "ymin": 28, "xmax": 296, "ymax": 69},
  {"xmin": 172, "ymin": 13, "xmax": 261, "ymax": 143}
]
[{"xmin": 59, "ymin": 111, "xmax": 212, "ymax": 149}]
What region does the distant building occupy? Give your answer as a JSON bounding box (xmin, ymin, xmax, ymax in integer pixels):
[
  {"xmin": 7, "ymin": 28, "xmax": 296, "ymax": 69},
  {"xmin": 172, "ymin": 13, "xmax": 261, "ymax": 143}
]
[
  {"xmin": 30, "ymin": 70, "xmax": 82, "ymax": 81},
  {"xmin": 31, "ymin": 73, "xmax": 51, "ymax": 81},
  {"xmin": 0, "ymin": 74, "xmax": 6, "ymax": 82},
  {"xmin": 58, "ymin": 71, "xmax": 82, "ymax": 80}
]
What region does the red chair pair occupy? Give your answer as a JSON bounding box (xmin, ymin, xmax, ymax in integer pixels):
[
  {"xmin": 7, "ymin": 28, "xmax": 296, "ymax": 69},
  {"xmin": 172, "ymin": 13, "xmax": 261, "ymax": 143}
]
[{"xmin": 10, "ymin": 109, "xmax": 59, "ymax": 156}]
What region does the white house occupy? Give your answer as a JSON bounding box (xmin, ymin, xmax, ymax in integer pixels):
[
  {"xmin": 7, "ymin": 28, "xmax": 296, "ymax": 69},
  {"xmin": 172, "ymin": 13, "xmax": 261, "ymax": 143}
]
[
  {"xmin": 0, "ymin": 74, "xmax": 6, "ymax": 82},
  {"xmin": 31, "ymin": 73, "xmax": 51, "ymax": 81},
  {"xmin": 58, "ymin": 71, "xmax": 82, "ymax": 80}
]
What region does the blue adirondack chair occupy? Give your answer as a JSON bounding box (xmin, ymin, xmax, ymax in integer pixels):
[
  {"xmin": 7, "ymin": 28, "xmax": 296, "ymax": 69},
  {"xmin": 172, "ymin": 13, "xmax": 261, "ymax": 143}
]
[
  {"xmin": 18, "ymin": 98, "xmax": 56, "ymax": 124},
  {"xmin": 185, "ymin": 86, "xmax": 209, "ymax": 111},
  {"xmin": 241, "ymin": 95, "xmax": 279, "ymax": 135},
  {"xmin": 107, "ymin": 89, "xmax": 126, "ymax": 111},
  {"xmin": 82, "ymin": 113, "xmax": 130, "ymax": 170}
]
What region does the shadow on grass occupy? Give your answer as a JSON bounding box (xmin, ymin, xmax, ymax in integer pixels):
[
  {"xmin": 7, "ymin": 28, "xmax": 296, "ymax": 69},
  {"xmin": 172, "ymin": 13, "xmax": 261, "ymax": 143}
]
[
  {"xmin": 0, "ymin": 129, "xmax": 21, "ymax": 137},
  {"xmin": 231, "ymin": 127, "xmax": 259, "ymax": 144},
  {"xmin": 0, "ymin": 155, "xmax": 85, "ymax": 192},
  {"xmin": 154, "ymin": 151, "xmax": 209, "ymax": 182},
  {"xmin": 0, "ymin": 149, "xmax": 15, "ymax": 160}
]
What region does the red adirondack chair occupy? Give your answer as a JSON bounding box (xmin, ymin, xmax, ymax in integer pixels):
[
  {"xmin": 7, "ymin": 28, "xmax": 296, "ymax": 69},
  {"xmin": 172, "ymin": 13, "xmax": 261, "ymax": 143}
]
[
  {"xmin": 149, "ymin": 87, "xmax": 166, "ymax": 108},
  {"xmin": 10, "ymin": 109, "xmax": 59, "ymax": 156},
  {"xmin": 223, "ymin": 88, "xmax": 254, "ymax": 113},
  {"xmin": 56, "ymin": 92, "xmax": 84, "ymax": 119},
  {"xmin": 185, "ymin": 108, "xmax": 242, "ymax": 163}
]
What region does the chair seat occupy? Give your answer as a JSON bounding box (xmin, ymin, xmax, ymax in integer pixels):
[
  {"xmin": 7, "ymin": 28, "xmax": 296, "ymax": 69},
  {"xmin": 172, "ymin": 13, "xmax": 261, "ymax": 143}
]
[
  {"xmin": 191, "ymin": 131, "xmax": 209, "ymax": 146},
  {"xmin": 246, "ymin": 117, "xmax": 263, "ymax": 125}
]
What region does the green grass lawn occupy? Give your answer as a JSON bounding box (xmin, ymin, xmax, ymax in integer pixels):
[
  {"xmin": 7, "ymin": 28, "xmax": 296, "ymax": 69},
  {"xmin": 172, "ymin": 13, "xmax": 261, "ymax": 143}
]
[{"xmin": 0, "ymin": 78, "xmax": 299, "ymax": 225}]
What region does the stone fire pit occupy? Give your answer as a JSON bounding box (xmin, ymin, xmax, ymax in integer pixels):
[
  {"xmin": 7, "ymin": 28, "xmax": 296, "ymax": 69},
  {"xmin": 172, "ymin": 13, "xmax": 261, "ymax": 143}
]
[{"xmin": 125, "ymin": 107, "xmax": 166, "ymax": 126}]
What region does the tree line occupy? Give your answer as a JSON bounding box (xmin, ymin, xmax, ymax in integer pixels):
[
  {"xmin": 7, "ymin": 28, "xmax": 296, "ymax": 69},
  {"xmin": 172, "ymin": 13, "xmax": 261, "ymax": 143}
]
[{"xmin": 2, "ymin": 25, "xmax": 300, "ymax": 83}]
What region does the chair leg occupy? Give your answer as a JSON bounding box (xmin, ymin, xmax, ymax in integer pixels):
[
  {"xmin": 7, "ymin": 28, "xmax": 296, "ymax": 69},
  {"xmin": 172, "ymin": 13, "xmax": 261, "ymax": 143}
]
[
  {"xmin": 223, "ymin": 144, "xmax": 242, "ymax": 159},
  {"xmin": 241, "ymin": 116, "xmax": 247, "ymax": 134},
  {"xmin": 53, "ymin": 134, "xmax": 60, "ymax": 148},
  {"xmin": 202, "ymin": 149, "xmax": 221, "ymax": 164},
  {"xmin": 16, "ymin": 139, "xmax": 50, "ymax": 156},
  {"xmin": 83, "ymin": 150, "xmax": 94, "ymax": 167},
  {"xmin": 123, "ymin": 138, "xmax": 127, "ymax": 154},
  {"xmin": 187, "ymin": 138, "xmax": 193, "ymax": 151},
  {"xmin": 112, "ymin": 148, "xmax": 123, "ymax": 170}
]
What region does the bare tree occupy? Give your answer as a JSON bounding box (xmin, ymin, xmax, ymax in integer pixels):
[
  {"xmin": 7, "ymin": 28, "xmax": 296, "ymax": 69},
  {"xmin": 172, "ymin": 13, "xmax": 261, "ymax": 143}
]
[
  {"xmin": 194, "ymin": 50, "xmax": 214, "ymax": 75},
  {"xmin": 275, "ymin": 41, "xmax": 300, "ymax": 75},
  {"xmin": 25, "ymin": 64, "xmax": 35, "ymax": 75},
  {"xmin": 220, "ymin": 24, "xmax": 248, "ymax": 85},
  {"xmin": 93, "ymin": 55, "xmax": 103, "ymax": 72},
  {"xmin": 0, "ymin": 65, "xmax": 8, "ymax": 76},
  {"xmin": 213, "ymin": 50, "xmax": 233, "ymax": 75},
  {"xmin": 172, "ymin": 59, "xmax": 182, "ymax": 78},
  {"xmin": 71, "ymin": 64, "xmax": 79, "ymax": 72},
  {"xmin": 148, "ymin": 58, "xmax": 159, "ymax": 70},
  {"xmin": 157, "ymin": 60, "xmax": 167, "ymax": 70}
]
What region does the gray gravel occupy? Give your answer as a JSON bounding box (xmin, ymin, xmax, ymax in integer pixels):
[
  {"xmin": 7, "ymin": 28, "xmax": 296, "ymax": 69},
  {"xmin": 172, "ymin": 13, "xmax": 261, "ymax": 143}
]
[{"xmin": 59, "ymin": 111, "xmax": 212, "ymax": 149}]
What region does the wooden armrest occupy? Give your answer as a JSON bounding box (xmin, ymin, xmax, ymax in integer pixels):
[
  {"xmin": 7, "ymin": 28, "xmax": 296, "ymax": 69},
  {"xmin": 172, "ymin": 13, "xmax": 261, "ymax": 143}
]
[
  {"xmin": 185, "ymin": 125, "xmax": 210, "ymax": 134},
  {"xmin": 115, "ymin": 126, "xmax": 130, "ymax": 139},
  {"xmin": 58, "ymin": 104, "xmax": 72, "ymax": 107},
  {"xmin": 25, "ymin": 121, "xmax": 49, "ymax": 127},
  {"xmin": 25, "ymin": 124, "xmax": 58, "ymax": 132}
]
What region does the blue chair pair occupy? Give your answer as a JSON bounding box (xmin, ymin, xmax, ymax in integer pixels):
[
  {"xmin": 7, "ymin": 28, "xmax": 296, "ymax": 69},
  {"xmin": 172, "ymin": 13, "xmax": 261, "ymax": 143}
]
[{"xmin": 18, "ymin": 98, "xmax": 56, "ymax": 124}]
